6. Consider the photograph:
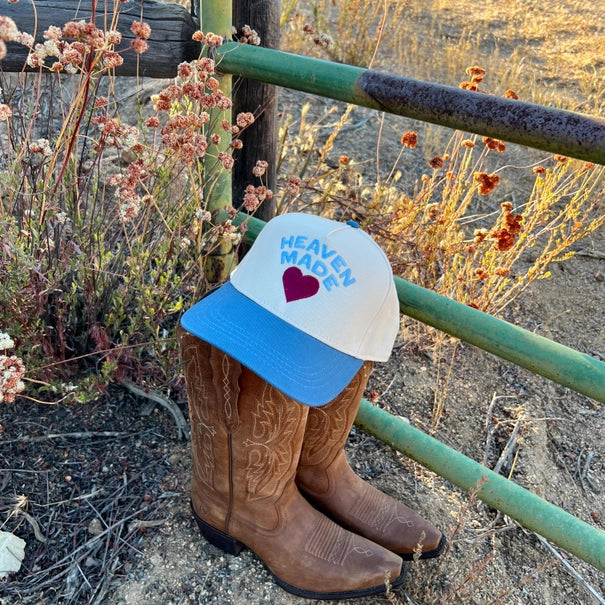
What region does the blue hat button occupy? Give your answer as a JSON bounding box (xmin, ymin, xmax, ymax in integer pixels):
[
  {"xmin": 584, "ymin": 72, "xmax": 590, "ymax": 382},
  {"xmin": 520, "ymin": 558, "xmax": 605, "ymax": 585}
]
[{"xmin": 346, "ymin": 220, "xmax": 360, "ymax": 228}]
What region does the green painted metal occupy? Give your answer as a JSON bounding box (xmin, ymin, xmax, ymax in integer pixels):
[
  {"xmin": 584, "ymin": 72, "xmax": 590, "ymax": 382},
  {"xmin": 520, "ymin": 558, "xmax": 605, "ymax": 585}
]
[
  {"xmin": 234, "ymin": 212, "xmax": 605, "ymax": 403},
  {"xmin": 355, "ymin": 398, "xmax": 605, "ymax": 571},
  {"xmin": 393, "ymin": 277, "xmax": 605, "ymax": 404},
  {"xmin": 215, "ymin": 42, "xmax": 605, "ymax": 165},
  {"xmin": 200, "ymin": 0, "xmax": 234, "ymax": 282}
]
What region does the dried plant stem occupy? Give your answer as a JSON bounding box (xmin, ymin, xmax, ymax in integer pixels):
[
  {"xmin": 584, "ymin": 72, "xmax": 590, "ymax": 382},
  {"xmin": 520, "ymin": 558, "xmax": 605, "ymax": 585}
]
[{"xmin": 534, "ymin": 534, "xmax": 605, "ymax": 605}]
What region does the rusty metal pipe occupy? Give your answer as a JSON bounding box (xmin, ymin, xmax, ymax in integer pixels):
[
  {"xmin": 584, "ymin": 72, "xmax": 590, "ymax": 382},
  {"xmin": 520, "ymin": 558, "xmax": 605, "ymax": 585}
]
[{"xmin": 216, "ymin": 42, "xmax": 605, "ymax": 164}]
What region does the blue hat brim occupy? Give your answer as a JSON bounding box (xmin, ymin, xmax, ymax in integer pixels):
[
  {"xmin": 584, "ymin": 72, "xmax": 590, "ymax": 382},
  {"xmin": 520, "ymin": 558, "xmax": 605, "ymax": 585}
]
[{"xmin": 180, "ymin": 282, "xmax": 363, "ymax": 407}]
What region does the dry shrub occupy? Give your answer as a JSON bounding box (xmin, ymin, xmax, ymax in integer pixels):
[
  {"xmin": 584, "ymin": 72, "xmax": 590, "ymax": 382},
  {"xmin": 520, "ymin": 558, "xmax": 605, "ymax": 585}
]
[{"xmin": 0, "ymin": 19, "xmax": 260, "ymax": 402}]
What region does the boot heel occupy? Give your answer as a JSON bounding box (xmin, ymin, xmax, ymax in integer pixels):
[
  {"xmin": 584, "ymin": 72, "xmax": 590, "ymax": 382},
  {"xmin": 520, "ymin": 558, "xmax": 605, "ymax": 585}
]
[{"xmin": 191, "ymin": 501, "xmax": 245, "ymax": 556}]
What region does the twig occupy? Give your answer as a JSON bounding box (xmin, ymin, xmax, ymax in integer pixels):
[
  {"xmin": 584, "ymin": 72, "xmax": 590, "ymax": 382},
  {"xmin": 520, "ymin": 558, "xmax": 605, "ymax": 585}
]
[
  {"xmin": 18, "ymin": 510, "xmax": 47, "ymax": 543},
  {"xmin": 534, "ymin": 534, "xmax": 605, "ymax": 605},
  {"xmin": 0, "ymin": 431, "xmax": 128, "ymax": 445},
  {"xmin": 30, "ymin": 505, "xmax": 149, "ymax": 576},
  {"xmin": 338, "ymin": 110, "xmax": 376, "ymax": 134},
  {"xmin": 483, "ymin": 394, "xmax": 517, "ymax": 466},
  {"xmin": 121, "ymin": 379, "xmax": 189, "ymax": 441},
  {"xmin": 493, "ymin": 416, "xmax": 523, "ymax": 475},
  {"xmin": 128, "ymin": 517, "xmax": 170, "ymax": 532},
  {"xmin": 575, "ymin": 250, "xmax": 605, "ymax": 260},
  {"xmin": 577, "ymin": 449, "xmax": 600, "ymax": 494},
  {"xmin": 37, "ymin": 487, "xmax": 105, "ymax": 508}
]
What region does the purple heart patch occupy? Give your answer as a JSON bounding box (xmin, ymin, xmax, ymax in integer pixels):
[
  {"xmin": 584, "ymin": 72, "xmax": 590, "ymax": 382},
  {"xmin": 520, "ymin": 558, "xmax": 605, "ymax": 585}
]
[{"xmin": 282, "ymin": 266, "xmax": 320, "ymax": 302}]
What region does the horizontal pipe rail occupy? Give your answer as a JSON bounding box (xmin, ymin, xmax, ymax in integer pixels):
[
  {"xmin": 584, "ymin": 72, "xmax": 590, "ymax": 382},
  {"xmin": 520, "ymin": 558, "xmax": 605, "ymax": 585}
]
[
  {"xmin": 355, "ymin": 399, "xmax": 605, "ymax": 571},
  {"xmin": 393, "ymin": 278, "xmax": 605, "ymax": 404},
  {"xmin": 235, "ymin": 212, "xmax": 605, "ymax": 403},
  {"xmin": 216, "ymin": 42, "xmax": 605, "ymax": 165}
]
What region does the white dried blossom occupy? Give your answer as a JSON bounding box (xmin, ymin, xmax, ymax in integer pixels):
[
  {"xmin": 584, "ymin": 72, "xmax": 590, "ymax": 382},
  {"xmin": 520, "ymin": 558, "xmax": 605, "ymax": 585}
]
[
  {"xmin": 43, "ymin": 39, "xmax": 60, "ymax": 57},
  {"xmin": 29, "ymin": 138, "xmax": 52, "ymax": 156},
  {"xmin": 0, "ymin": 354, "xmax": 25, "ymax": 403},
  {"xmin": 0, "ymin": 332, "xmax": 15, "ymax": 350},
  {"xmin": 0, "ymin": 17, "xmax": 19, "ymax": 42},
  {"xmin": 195, "ymin": 209, "xmax": 212, "ymax": 222}
]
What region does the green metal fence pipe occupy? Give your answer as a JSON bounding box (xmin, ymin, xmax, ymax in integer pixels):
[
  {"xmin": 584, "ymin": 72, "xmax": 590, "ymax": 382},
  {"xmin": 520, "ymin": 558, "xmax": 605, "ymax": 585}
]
[
  {"xmin": 233, "ymin": 212, "xmax": 605, "ymax": 403},
  {"xmin": 216, "ymin": 42, "xmax": 605, "ymax": 165},
  {"xmin": 355, "ymin": 398, "xmax": 605, "ymax": 571},
  {"xmin": 394, "ymin": 277, "xmax": 605, "ymax": 404}
]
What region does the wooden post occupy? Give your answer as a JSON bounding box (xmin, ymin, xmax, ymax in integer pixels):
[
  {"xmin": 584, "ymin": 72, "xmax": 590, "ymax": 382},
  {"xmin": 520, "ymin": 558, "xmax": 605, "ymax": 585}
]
[
  {"xmin": 1, "ymin": 0, "xmax": 199, "ymax": 78},
  {"xmin": 231, "ymin": 0, "xmax": 280, "ymax": 221}
]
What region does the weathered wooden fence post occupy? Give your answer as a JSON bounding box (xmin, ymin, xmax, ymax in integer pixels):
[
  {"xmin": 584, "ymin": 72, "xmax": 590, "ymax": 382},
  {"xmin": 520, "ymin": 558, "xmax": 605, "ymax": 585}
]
[
  {"xmin": 231, "ymin": 0, "xmax": 280, "ymax": 221},
  {"xmin": 1, "ymin": 0, "xmax": 199, "ymax": 77}
]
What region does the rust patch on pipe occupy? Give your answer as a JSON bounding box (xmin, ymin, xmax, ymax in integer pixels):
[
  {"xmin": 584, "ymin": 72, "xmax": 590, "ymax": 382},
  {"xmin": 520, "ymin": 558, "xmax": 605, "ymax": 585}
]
[{"xmin": 357, "ymin": 70, "xmax": 605, "ymax": 164}]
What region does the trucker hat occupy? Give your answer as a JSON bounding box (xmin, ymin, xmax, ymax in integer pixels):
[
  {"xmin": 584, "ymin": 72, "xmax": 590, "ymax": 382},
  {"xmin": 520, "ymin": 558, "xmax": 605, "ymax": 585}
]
[{"xmin": 180, "ymin": 212, "xmax": 400, "ymax": 406}]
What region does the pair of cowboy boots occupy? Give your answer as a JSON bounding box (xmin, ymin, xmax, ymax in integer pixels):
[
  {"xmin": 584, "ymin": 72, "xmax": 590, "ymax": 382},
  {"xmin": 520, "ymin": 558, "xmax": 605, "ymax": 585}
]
[{"xmin": 179, "ymin": 329, "xmax": 445, "ymax": 600}]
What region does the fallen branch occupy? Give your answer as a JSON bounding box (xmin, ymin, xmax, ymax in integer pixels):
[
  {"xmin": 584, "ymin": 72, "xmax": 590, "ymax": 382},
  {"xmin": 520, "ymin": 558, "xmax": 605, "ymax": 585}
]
[
  {"xmin": 121, "ymin": 380, "xmax": 189, "ymax": 441},
  {"xmin": 128, "ymin": 517, "xmax": 171, "ymax": 532},
  {"xmin": 0, "ymin": 431, "xmax": 128, "ymax": 445},
  {"xmin": 493, "ymin": 416, "xmax": 523, "ymax": 476},
  {"xmin": 534, "ymin": 534, "xmax": 605, "ymax": 605},
  {"xmin": 575, "ymin": 250, "xmax": 605, "ymax": 260}
]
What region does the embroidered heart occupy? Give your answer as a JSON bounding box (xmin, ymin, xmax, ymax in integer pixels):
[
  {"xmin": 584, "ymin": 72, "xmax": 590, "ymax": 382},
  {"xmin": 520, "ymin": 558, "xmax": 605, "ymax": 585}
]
[{"xmin": 282, "ymin": 266, "xmax": 320, "ymax": 303}]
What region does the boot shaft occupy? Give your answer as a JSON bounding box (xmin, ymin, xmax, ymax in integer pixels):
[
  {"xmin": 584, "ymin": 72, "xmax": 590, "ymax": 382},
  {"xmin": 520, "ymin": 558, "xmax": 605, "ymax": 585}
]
[
  {"xmin": 179, "ymin": 329, "xmax": 308, "ymax": 533},
  {"xmin": 299, "ymin": 361, "xmax": 373, "ymax": 480}
]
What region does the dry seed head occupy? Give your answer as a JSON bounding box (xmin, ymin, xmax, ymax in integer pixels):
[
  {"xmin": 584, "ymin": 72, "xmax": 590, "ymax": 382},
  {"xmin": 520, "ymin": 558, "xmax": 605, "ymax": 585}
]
[
  {"xmin": 236, "ymin": 112, "xmax": 255, "ymax": 128},
  {"xmin": 503, "ymin": 89, "xmax": 519, "ymax": 100},
  {"xmin": 131, "ymin": 38, "xmax": 149, "ymax": 54},
  {"xmin": 177, "ymin": 62, "xmax": 193, "ymax": 78},
  {"xmin": 474, "ymin": 172, "xmax": 500, "ymax": 195},
  {"xmin": 429, "ymin": 156, "xmax": 444, "ymax": 169},
  {"xmin": 0, "ymin": 103, "xmax": 12, "ymax": 120},
  {"xmin": 466, "ymin": 65, "xmax": 486, "ymax": 78},
  {"xmin": 0, "ymin": 16, "xmax": 19, "ymax": 41},
  {"xmin": 482, "ymin": 136, "xmax": 506, "ymax": 152},
  {"xmin": 131, "ymin": 21, "xmax": 151, "ymax": 40},
  {"xmin": 0, "ymin": 333, "xmax": 15, "ymax": 350},
  {"xmin": 400, "ymin": 131, "xmax": 418, "ymax": 148}
]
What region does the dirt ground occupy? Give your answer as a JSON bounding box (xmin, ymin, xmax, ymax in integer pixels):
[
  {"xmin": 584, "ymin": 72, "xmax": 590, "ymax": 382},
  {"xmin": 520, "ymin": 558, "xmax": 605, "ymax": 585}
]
[{"xmin": 1, "ymin": 4, "xmax": 604, "ymax": 603}]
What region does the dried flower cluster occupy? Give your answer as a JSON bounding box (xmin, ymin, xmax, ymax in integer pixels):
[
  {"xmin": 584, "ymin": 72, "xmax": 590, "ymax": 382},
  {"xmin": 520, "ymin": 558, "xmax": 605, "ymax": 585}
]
[
  {"xmin": 24, "ymin": 20, "xmax": 130, "ymax": 72},
  {"xmin": 459, "ymin": 66, "xmax": 486, "ymax": 92},
  {"xmin": 482, "ymin": 136, "xmax": 506, "ymax": 152},
  {"xmin": 243, "ymin": 183, "xmax": 273, "ymax": 212},
  {"xmin": 0, "ymin": 333, "xmax": 25, "ymax": 403},
  {"xmin": 474, "ymin": 172, "xmax": 501, "ymax": 195},
  {"xmin": 0, "ymin": 17, "xmax": 29, "ymax": 119},
  {"xmin": 301, "ymin": 24, "xmax": 334, "ymax": 48},
  {"xmin": 490, "ymin": 202, "xmax": 523, "ymax": 251},
  {"xmin": 233, "ymin": 24, "xmax": 261, "ymax": 46},
  {"xmin": 400, "ymin": 131, "xmax": 418, "ymax": 148}
]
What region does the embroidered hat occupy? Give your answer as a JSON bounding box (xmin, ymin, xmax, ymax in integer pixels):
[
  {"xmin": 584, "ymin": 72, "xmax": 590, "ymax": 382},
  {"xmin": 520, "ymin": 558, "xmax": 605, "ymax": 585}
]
[{"xmin": 181, "ymin": 212, "xmax": 399, "ymax": 406}]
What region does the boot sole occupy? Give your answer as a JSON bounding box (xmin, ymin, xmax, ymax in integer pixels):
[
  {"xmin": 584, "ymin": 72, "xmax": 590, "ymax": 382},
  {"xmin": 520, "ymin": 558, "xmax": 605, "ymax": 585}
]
[
  {"xmin": 191, "ymin": 501, "xmax": 406, "ymax": 600},
  {"xmin": 191, "ymin": 502, "xmax": 245, "ymax": 556}
]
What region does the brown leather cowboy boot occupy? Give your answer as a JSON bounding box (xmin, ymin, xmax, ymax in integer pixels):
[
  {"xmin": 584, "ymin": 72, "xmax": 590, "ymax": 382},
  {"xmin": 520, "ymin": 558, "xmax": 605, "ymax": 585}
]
[
  {"xmin": 180, "ymin": 329, "xmax": 405, "ymax": 599},
  {"xmin": 296, "ymin": 362, "xmax": 446, "ymax": 560}
]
